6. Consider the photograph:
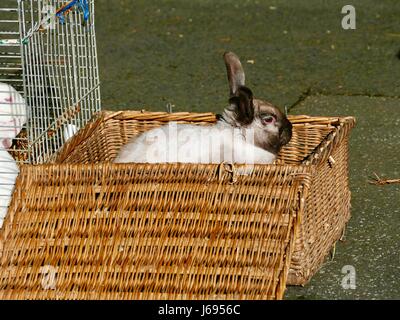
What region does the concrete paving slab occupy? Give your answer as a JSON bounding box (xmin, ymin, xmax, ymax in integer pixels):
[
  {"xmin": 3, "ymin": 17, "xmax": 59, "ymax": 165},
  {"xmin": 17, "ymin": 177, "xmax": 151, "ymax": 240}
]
[{"xmin": 96, "ymin": 0, "xmax": 400, "ymax": 112}]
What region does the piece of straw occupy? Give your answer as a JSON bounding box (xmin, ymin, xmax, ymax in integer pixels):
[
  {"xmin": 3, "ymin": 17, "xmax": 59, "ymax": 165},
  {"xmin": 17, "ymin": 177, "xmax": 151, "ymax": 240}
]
[{"xmin": 369, "ymin": 172, "xmax": 400, "ymax": 186}]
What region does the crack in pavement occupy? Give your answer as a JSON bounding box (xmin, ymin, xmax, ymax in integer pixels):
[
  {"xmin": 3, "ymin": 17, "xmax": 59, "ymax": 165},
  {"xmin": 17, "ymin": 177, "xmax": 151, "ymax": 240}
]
[{"xmin": 288, "ymin": 88, "xmax": 400, "ymax": 112}]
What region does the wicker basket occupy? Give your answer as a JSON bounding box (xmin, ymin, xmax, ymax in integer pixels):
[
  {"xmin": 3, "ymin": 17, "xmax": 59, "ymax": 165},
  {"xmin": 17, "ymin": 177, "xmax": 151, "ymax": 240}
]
[
  {"xmin": 51, "ymin": 110, "xmax": 356, "ymax": 285},
  {"xmin": 0, "ymin": 110, "xmax": 355, "ymax": 299}
]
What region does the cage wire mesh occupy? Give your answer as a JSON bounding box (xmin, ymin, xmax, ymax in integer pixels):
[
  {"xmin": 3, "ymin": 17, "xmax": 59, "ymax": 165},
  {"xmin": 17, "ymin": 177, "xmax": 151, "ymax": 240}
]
[
  {"xmin": 18, "ymin": 0, "xmax": 101, "ymax": 164},
  {"xmin": 0, "ymin": 0, "xmax": 101, "ymax": 226}
]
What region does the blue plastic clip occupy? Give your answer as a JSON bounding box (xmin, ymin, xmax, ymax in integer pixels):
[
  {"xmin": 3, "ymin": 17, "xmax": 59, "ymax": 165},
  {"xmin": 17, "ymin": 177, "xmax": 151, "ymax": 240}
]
[
  {"xmin": 77, "ymin": 0, "xmax": 90, "ymax": 23},
  {"xmin": 56, "ymin": 0, "xmax": 90, "ymax": 25}
]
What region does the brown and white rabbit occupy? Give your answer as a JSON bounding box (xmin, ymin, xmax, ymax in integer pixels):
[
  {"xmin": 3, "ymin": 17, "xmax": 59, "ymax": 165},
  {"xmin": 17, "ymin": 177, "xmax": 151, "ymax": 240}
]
[{"xmin": 114, "ymin": 52, "xmax": 292, "ymax": 164}]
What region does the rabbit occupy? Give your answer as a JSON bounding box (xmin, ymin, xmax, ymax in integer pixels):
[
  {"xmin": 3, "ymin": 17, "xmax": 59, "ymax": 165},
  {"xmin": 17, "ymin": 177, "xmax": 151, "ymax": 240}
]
[
  {"xmin": 0, "ymin": 83, "xmax": 25, "ymax": 228},
  {"xmin": 0, "ymin": 82, "xmax": 27, "ymax": 150},
  {"xmin": 0, "ymin": 149, "xmax": 19, "ymax": 229},
  {"xmin": 114, "ymin": 52, "xmax": 292, "ymax": 165}
]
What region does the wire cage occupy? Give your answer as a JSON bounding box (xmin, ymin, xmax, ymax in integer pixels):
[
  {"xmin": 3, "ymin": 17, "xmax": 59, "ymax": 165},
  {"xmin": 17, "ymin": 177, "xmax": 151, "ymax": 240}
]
[
  {"xmin": 18, "ymin": 0, "xmax": 101, "ymax": 164},
  {"xmin": 0, "ymin": 0, "xmax": 101, "ymax": 226}
]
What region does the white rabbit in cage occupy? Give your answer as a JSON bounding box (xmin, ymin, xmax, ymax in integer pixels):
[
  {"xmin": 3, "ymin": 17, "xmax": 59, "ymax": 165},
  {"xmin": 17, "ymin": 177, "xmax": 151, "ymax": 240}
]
[
  {"xmin": 0, "ymin": 82, "xmax": 26, "ymax": 229},
  {"xmin": 0, "ymin": 82, "xmax": 27, "ymax": 149},
  {"xmin": 0, "ymin": 150, "xmax": 19, "ymax": 229}
]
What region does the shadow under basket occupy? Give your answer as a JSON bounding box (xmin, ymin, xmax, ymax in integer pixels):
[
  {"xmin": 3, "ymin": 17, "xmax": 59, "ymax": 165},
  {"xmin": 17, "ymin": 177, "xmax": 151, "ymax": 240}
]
[{"xmin": 0, "ymin": 111, "xmax": 355, "ymax": 299}]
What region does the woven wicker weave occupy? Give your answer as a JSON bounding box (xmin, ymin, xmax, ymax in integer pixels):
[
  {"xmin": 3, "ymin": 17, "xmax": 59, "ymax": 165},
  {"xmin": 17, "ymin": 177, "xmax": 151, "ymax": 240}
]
[
  {"xmin": 286, "ymin": 115, "xmax": 354, "ymax": 284},
  {"xmin": 0, "ymin": 111, "xmax": 355, "ymax": 299},
  {"xmin": 0, "ymin": 163, "xmax": 311, "ymax": 300}
]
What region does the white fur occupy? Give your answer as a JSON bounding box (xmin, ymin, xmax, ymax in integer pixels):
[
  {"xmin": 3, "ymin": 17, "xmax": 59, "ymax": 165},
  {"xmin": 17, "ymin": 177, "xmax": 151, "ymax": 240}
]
[
  {"xmin": 0, "ymin": 82, "xmax": 27, "ymax": 149},
  {"xmin": 0, "ymin": 83, "xmax": 25, "ymax": 228},
  {"xmin": 114, "ymin": 121, "xmax": 277, "ymax": 164},
  {"xmin": 63, "ymin": 124, "xmax": 78, "ymax": 141},
  {"xmin": 0, "ymin": 150, "xmax": 19, "ymax": 229}
]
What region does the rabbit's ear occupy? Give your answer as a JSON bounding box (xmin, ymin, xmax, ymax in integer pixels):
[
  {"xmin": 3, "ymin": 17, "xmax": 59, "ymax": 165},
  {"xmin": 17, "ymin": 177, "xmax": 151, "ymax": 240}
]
[
  {"xmin": 224, "ymin": 52, "xmax": 245, "ymax": 97},
  {"xmin": 229, "ymin": 86, "xmax": 254, "ymax": 125}
]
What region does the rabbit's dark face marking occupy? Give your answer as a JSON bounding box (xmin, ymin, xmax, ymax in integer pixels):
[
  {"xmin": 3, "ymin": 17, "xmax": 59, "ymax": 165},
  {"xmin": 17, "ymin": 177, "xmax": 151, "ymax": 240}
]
[
  {"xmin": 252, "ymin": 99, "xmax": 293, "ymax": 155},
  {"xmin": 222, "ymin": 51, "xmax": 293, "ymax": 156},
  {"xmin": 228, "ymin": 86, "xmax": 255, "ymax": 125}
]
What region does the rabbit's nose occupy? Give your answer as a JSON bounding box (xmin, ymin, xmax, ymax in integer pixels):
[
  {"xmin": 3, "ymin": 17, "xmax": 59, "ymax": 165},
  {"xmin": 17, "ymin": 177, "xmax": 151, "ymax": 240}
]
[{"xmin": 2, "ymin": 139, "xmax": 12, "ymax": 149}]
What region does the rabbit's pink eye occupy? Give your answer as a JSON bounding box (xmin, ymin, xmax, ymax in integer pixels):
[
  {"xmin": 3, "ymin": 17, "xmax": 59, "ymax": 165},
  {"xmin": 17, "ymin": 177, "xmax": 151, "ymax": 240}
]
[{"xmin": 262, "ymin": 116, "xmax": 275, "ymax": 125}]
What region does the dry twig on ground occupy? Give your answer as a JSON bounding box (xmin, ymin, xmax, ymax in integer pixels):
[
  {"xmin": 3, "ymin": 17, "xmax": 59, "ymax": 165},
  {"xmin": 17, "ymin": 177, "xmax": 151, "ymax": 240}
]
[{"xmin": 369, "ymin": 173, "xmax": 400, "ymax": 186}]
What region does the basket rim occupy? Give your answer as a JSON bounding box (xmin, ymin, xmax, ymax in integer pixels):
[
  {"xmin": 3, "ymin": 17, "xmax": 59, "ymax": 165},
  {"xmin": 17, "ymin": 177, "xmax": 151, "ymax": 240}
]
[
  {"xmin": 52, "ymin": 110, "xmax": 356, "ymax": 166},
  {"xmin": 98, "ymin": 110, "xmax": 355, "ymax": 126},
  {"xmin": 300, "ymin": 115, "xmax": 355, "ymax": 166}
]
